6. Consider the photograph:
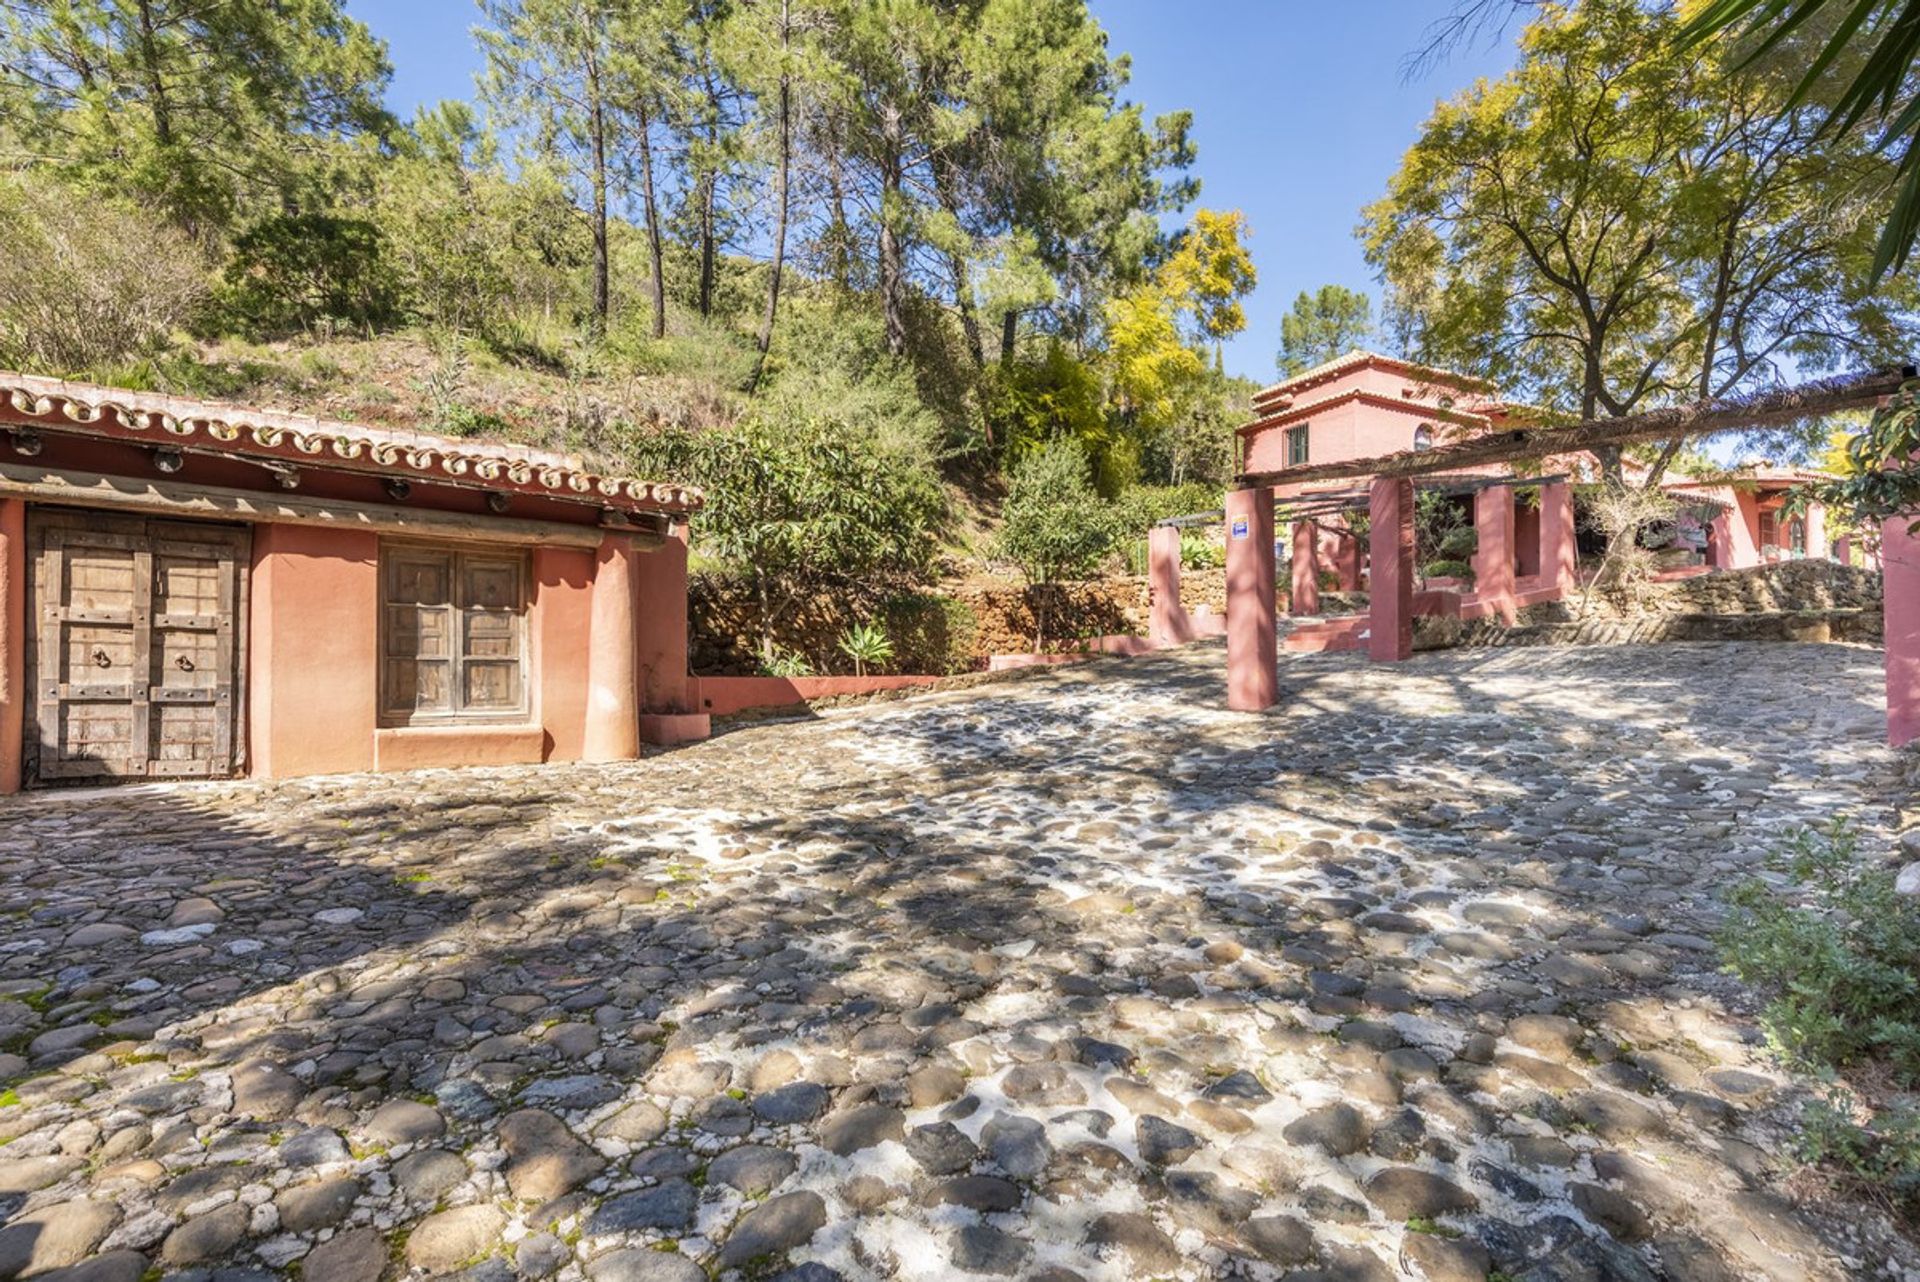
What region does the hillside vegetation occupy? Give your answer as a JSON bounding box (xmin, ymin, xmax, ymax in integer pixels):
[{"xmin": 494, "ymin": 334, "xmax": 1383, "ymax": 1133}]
[{"xmin": 0, "ymin": 0, "xmax": 1257, "ymax": 649}]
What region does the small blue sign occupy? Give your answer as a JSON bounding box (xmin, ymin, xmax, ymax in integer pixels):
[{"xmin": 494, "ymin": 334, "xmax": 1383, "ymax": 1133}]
[{"xmin": 1230, "ymin": 517, "xmax": 1250, "ymax": 540}]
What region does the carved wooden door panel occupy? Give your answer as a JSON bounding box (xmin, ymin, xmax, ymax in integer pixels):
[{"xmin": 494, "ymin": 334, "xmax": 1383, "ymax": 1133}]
[{"xmin": 27, "ymin": 511, "xmax": 249, "ymax": 785}]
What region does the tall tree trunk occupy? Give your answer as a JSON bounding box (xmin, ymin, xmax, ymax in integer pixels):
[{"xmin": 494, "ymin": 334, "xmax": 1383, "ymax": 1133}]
[
  {"xmin": 1000, "ymin": 310, "xmax": 1017, "ymax": 363},
  {"xmin": 933, "ymin": 158, "xmax": 984, "ymax": 369},
  {"xmin": 1581, "ymin": 368, "xmax": 1624, "ymax": 487},
  {"xmin": 698, "ymin": 173, "xmax": 716, "ymax": 318},
  {"xmin": 135, "ymin": 0, "xmax": 173, "ymax": 147},
  {"xmin": 697, "ymin": 72, "xmax": 725, "ymax": 320},
  {"xmin": 878, "ymin": 108, "xmax": 907, "ymax": 357},
  {"xmin": 953, "ymin": 280, "xmax": 985, "ymax": 366},
  {"xmin": 822, "ymin": 111, "xmax": 853, "ymax": 292},
  {"xmin": 584, "ymin": 42, "xmax": 610, "ymax": 330},
  {"xmin": 751, "ymin": 6, "xmax": 792, "ymax": 389},
  {"xmin": 637, "ymin": 102, "xmax": 667, "ymax": 340}
]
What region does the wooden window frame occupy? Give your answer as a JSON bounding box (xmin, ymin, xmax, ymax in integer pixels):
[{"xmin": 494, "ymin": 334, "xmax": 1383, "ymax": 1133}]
[
  {"xmin": 379, "ymin": 541, "xmax": 531, "ymax": 728},
  {"xmin": 1285, "ymin": 425, "xmax": 1310, "ymax": 467}
]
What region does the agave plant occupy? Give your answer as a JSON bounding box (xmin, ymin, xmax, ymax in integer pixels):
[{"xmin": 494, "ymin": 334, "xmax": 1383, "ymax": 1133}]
[{"xmin": 837, "ymin": 621, "xmax": 894, "ymax": 677}]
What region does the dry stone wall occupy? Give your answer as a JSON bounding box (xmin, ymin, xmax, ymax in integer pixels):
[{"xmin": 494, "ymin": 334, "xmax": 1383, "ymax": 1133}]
[
  {"xmin": 690, "ymin": 573, "xmax": 1151, "ymax": 676},
  {"xmin": 1529, "ymin": 560, "xmax": 1882, "ymax": 623},
  {"xmin": 1424, "ymin": 562, "xmax": 1886, "ymax": 651}
]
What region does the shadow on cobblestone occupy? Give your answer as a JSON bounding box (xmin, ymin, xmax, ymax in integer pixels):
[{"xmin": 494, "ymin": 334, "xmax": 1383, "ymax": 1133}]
[{"xmin": 0, "ymin": 639, "xmax": 1909, "ymax": 1281}]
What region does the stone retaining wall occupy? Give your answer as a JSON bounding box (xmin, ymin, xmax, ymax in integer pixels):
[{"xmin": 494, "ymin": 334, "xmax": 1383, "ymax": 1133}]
[
  {"xmin": 1527, "ymin": 559, "xmax": 1882, "ymax": 624},
  {"xmin": 1419, "ymin": 607, "xmax": 1882, "ymax": 651},
  {"xmin": 690, "ymin": 573, "xmax": 1152, "ymax": 676}
]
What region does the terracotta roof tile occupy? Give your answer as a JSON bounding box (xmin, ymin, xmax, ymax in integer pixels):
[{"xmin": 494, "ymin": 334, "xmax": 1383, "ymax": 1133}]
[{"xmin": 0, "ymin": 371, "xmax": 702, "ymax": 514}]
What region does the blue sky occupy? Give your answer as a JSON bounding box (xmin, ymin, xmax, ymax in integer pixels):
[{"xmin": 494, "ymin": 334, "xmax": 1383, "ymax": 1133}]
[{"xmin": 345, "ymin": 0, "xmax": 1519, "ymax": 386}]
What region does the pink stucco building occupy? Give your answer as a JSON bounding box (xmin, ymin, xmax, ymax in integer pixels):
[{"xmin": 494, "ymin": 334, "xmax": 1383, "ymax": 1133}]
[
  {"xmin": 0, "ymin": 374, "xmax": 708, "ymax": 793},
  {"xmin": 1222, "ymin": 351, "xmax": 1918, "ymax": 748},
  {"xmin": 1235, "ymin": 351, "xmax": 1842, "ymax": 619}
]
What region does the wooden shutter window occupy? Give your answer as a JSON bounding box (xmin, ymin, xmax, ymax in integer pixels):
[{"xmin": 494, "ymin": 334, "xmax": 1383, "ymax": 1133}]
[
  {"xmin": 459, "ymin": 556, "xmax": 524, "ymax": 713},
  {"xmin": 381, "ymin": 545, "xmax": 528, "ymax": 725}
]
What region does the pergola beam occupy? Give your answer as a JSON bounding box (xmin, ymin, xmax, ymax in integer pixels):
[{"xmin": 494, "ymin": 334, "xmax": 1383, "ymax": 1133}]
[
  {"xmin": 1236, "ymin": 366, "xmax": 1913, "ymax": 489},
  {"xmin": 1154, "ymin": 472, "xmax": 1575, "ymax": 532}
]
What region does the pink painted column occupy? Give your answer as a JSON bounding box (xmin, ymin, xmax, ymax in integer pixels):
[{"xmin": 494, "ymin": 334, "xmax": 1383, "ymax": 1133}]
[
  {"xmin": 1369, "ymin": 478, "xmax": 1414, "ymax": 663},
  {"xmin": 1886, "ymin": 512, "xmax": 1920, "ymax": 748},
  {"xmin": 1806, "ymin": 504, "xmax": 1828, "ymax": 560},
  {"xmin": 1148, "ymin": 525, "xmax": 1192, "ymax": 646},
  {"xmin": 1225, "ymin": 487, "xmax": 1277, "ymax": 711},
  {"xmin": 1835, "ymin": 535, "xmax": 1852, "ymax": 567},
  {"xmin": 584, "ymin": 530, "xmax": 640, "ymax": 762},
  {"xmin": 1290, "ymin": 518, "xmax": 1320, "ymax": 615},
  {"xmin": 633, "ymin": 521, "xmax": 710, "ymax": 744},
  {"xmin": 1539, "ymin": 481, "xmax": 1577, "ymax": 596},
  {"xmin": 1708, "ymin": 512, "xmax": 1733, "ymax": 570},
  {"xmin": 1474, "ymin": 487, "xmax": 1518, "ymax": 625},
  {"xmin": 0, "ymin": 499, "xmax": 23, "ymax": 795}
]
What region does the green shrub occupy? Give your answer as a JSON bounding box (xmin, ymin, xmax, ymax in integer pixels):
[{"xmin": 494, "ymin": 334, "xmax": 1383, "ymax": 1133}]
[
  {"xmin": 628, "ymin": 415, "xmax": 945, "ymax": 666},
  {"xmin": 435, "ymin": 403, "xmax": 514, "ymax": 439},
  {"xmin": 1721, "ymin": 820, "xmax": 1920, "ymax": 1078},
  {"xmin": 1415, "ymin": 490, "xmax": 1476, "ymax": 574},
  {"xmin": 1112, "ymin": 483, "xmax": 1220, "ymax": 538},
  {"xmin": 1421, "ymin": 558, "xmax": 1475, "ymax": 583},
  {"xmin": 1795, "ymin": 1087, "xmax": 1920, "ymax": 1215},
  {"xmin": 1720, "ymin": 818, "xmax": 1920, "ymax": 1219},
  {"xmin": 1122, "ymin": 529, "xmax": 1220, "ymax": 576},
  {"xmin": 617, "ymin": 324, "xmax": 758, "ymax": 389},
  {"xmin": 1437, "ymin": 526, "xmax": 1478, "ymax": 561},
  {"xmin": 483, "ymin": 308, "xmax": 578, "ymax": 373},
  {"xmin": 0, "ymin": 174, "xmax": 209, "ymax": 372},
  {"xmin": 219, "ymin": 213, "xmax": 401, "ymax": 336}
]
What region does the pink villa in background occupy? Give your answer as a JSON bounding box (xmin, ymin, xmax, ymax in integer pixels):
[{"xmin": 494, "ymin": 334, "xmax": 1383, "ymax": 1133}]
[
  {"xmin": 1215, "ymin": 351, "xmax": 1920, "ymax": 748},
  {"xmin": 1232, "ymin": 351, "xmax": 1848, "ymax": 630}
]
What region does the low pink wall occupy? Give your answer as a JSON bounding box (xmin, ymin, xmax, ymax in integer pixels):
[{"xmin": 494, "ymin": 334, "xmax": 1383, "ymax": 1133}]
[
  {"xmin": 989, "ymin": 624, "xmax": 1228, "ymax": 672},
  {"xmin": 693, "ymin": 674, "xmax": 944, "ymax": 717},
  {"xmin": 989, "ymin": 653, "xmax": 1093, "ymax": 672},
  {"xmin": 698, "ymin": 622, "xmax": 1232, "ymax": 714}
]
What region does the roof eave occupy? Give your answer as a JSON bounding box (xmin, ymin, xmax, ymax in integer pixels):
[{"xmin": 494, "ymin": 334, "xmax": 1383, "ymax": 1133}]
[{"xmin": 0, "ymin": 373, "xmax": 703, "ymax": 516}]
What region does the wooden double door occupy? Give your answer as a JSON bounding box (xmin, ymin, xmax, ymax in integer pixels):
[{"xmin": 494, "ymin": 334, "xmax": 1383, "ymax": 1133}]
[{"xmin": 26, "ymin": 511, "xmax": 249, "ymax": 785}]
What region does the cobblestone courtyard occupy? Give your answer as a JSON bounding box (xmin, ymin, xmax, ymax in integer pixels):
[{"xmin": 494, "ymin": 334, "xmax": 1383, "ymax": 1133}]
[{"xmin": 2, "ymin": 640, "xmax": 1913, "ymax": 1282}]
